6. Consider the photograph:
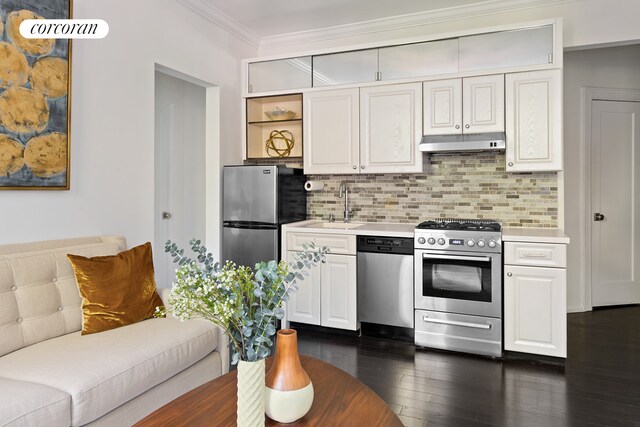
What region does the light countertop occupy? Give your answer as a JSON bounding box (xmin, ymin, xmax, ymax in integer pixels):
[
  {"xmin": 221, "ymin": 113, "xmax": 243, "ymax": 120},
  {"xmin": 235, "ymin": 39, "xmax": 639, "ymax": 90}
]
[
  {"xmin": 285, "ymin": 221, "xmax": 570, "ymax": 244},
  {"xmin": 283, "ymin": 220, "xmax": 415, "ymax": 238},
  {"xmin": 502, "ymin": 227, "xmax": 570, "ymax": 244}
]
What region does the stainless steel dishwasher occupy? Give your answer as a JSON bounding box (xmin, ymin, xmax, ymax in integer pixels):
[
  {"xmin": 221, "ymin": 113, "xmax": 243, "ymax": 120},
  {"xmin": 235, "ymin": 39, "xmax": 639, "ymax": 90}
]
[{"xmin": 357, "ymin": 236, "xmax": 414, "ymax": 329}]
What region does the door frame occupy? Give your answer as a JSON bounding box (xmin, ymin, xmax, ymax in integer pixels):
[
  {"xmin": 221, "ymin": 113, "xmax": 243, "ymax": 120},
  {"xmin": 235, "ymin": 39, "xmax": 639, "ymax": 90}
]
[
  {"xmin": 153, "ymin": 64, "xmax": 222, "ymax": 261},
  {"xmin": 582, "ymin": 87, "xmax": 640, "ymax": 310}
]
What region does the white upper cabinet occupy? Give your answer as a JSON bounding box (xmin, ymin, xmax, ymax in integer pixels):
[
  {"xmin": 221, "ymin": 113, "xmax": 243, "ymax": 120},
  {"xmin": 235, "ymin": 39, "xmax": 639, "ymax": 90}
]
[
  {"xmin": 462, "ymin": 74, "xmax": 505, "ymax": 133},
  {"xmin": 360, "ymin": 83, "xmax": 423, "ymax": 173},
  {"xmin": 304, "ymin": 88, "xmax": 360, "ymax": 174},
  {"xmin": 423, "ymin": 79, "xmax": 462, "ymax": 135},
  {"xmin": 305, "ymin": 83, "xmax": 423, "ymax": 174},
  {"xmin": 423, "ymin": 75, "xmax": 504, "ymax": 135},
  {"xmin": 505, "ymin": 69, "xmax": 562, "ymax": 172}
]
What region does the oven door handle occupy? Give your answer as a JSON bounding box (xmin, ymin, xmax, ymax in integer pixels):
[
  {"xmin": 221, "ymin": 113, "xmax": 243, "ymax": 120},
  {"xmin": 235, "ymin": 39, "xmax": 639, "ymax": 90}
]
[
  {"xmin": 422, "ymin": 316, "xmax": 492, "ymax": 330},
  {"xmin": 422, "ymin": 253, "xmax": 491, "ymax": 263}
]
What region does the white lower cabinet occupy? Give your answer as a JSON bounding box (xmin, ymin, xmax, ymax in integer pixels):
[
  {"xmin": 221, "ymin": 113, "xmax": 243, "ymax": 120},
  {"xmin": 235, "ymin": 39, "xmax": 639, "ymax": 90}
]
[
  {"xmin": 504, "ymin": 242, "xmax": 567, "ymax": 358},
  {"xmin": 285, "ymin": 233, "xmax": 358, "ymax": 331},
  {"xmin": 286, "ymin": 251, "xmax": 321, "ymax": 325}
]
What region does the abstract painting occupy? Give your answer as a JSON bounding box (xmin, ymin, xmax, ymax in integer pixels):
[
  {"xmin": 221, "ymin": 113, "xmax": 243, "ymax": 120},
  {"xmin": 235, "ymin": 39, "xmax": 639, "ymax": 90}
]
[{"xmin": 0, "ymin": 0, "xmax": 71, "ymax": 189}]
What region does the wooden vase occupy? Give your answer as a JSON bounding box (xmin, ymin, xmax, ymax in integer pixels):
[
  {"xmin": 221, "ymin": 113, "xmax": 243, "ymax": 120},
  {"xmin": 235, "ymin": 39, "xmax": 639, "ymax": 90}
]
[
  {"xmin": 237, "ymin": 359, "xmax": 265, "ymax": 427},
  {"xmin": 265, "ymin": 329, "xmax": 314, "ymax": 423}
]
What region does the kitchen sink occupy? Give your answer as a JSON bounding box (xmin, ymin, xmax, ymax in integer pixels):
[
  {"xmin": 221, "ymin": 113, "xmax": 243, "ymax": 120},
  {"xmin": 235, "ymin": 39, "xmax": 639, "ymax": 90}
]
[{"xmin": 304, "ymin": 222, "xmax": 364, "ymax": 230}]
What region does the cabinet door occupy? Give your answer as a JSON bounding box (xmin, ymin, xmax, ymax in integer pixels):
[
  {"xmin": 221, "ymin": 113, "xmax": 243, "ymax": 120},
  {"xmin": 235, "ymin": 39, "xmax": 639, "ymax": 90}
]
[
  {"xmin": 248, "ymin": 57, "xmax": 312, "ymax": 94},
  {"xmin": 304, "ymin": 89, "xmax": 360, "ymax": 174},
  {"xmin": 462, "ymin": 74, "xmax": 504, "ymax": 133},
  {"xmin": 320, "ymin": 254, "xmax": 357, "ymax": 330},
  {"xmin": 423, "ymin": 79, "xmax": 462, "ymax": 135},
  {"xmin": 360, "ymin": 83, "xmax": 423, "ymax": 173},
  {"xmin": 504, "ymin": 265, "xmax": 566, "ymax": 357},
  {"xmin": 505, "ymin": 69, "xmax": 562, "ymax": 172},
  {"xmin": 285, "ymin": 251, "xmax": 321, "ymax": 325}
]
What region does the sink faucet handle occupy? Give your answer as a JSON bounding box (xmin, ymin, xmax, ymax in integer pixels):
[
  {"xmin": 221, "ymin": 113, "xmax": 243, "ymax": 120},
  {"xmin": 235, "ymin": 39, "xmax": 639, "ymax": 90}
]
[{"xmin": 328, "ymin": 213, "xmax": 335, "ymax": 223}]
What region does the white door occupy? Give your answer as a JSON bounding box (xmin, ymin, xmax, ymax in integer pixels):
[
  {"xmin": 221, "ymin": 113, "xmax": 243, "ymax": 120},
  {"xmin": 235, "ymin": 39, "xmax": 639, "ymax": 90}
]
[
  {"xmin": 360, "ymin": 83, "xmax": 422, "ymax": 174},
  {"xmin": 462, "ymin": 74, "xmax": 504, "ymax": 133},
  {"xmin": 285, "ymin": 251, "xmax": 321, "ymax": 325},
  {"xmin": 303, "ymin": 88, "xmax": 360, "ymax": 174},
  {"xmin": 505, "ymin": 69, "xmax": 562, "ymax": 172},
  {"xmin": 504, "ymin": 265, "xmax": 566, "ymax": 357},
  {"xmin": 423, "ymin": 78, "xmax": 462, "ymax": 135},
  {"xmin": 320, "ymin": 254, "xmax": 357, "ymax": 330},
  {"xmin": 154, "ymin": 71, "xmax": 206, "ymax": 289},
  {"xmin": 591, "ymin": 100, "xmax": 640, "ymax": 306}
]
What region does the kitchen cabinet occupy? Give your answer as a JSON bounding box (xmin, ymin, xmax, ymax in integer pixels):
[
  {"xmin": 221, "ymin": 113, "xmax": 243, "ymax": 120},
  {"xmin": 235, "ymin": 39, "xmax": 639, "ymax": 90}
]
[
  {"xmin": 504, "ymin": 241, "xmax": 567, "ymax": 358},
  {"xmin": 248, "ymin": 57, "xmax": 311, "ymax": 94},
  {"xmin": 459, "ymin": 24, "xmax": 554, "ymax": 72},
  {"xmin": 303, "ymin": 88, "xmax": 359, "ymax": 174},
  {"xmin": 378, "ymin": 39, "xmax": 458, "ymax": 81},
  {"xmin": 505, "ymin": 69, "xmax": 562, "ymax": 172},
  {"xmin": 304, "ymin": 83, "xmax": 422, "ymax": 174},
  {"xmin": 246, "ymin": 94, "xmax": 303, "ymax": 159},
  {"xmin": 285, "ymin": 232, "xmax": 358, "ymax": 331},
  {"xmin": 360, "ymin": 83, "xmax": 423, "ymax": 173},
  {"xmin": 423, "ymin": 74, "xmax": 504, "ymax": 135},
  {"xmin": 313, "ymin": 49, "xmax": 378, "ymax": 87}
]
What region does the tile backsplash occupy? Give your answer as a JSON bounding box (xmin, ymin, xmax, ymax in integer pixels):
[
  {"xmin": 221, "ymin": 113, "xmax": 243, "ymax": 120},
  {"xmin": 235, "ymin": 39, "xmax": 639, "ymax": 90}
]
[{"xmin": 304, "ymin": 153, "xmax": 558, "ymax": 227}]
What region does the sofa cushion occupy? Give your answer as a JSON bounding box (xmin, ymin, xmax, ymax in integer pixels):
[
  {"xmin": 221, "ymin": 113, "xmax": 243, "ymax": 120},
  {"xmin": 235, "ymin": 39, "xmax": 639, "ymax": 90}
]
[
  {"xmin": 0, "ymin": 317, "xmax": 219, "ymax": 426},
  {"xmin": 67, "ymin": 242, "xmax": 163, "ymax": 335},
  {"xmin": 0, "ymin": 236, "xmax": 126, "ymax": 357},
  {"xmin": 0, "ymin": 378, "xmax": 71, "ymax": 427}
]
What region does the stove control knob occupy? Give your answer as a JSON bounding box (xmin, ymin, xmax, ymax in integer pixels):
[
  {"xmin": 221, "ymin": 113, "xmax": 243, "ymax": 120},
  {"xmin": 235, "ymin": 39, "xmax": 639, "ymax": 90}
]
[
  {"xmin": 467, "ymin": 239, "xmax": 475, "ymax": 247},
  {"xmin": 488, "ymin": 240, "xmax": 497, "ymax": 248},
  {"xmin": 437, "ymin": 238, "xmax": 446, "ymax": 245},
  {"xmin": 477, "ymin": 240, "xmax": 486, "ymax": 248},
  {"xmin": 427, "ymin": 237, "xmax": 436, "ymax": 245},
  {"xmin": 418, "ymin": 237, "xmax": 426, "ymax": 244}
]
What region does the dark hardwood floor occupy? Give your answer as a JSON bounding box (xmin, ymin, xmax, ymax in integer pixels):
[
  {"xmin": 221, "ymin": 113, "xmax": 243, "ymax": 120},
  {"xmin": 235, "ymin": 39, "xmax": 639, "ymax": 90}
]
[{"xmin": 293, "ymin": 306, "xmax": 640, "ymax": 426}]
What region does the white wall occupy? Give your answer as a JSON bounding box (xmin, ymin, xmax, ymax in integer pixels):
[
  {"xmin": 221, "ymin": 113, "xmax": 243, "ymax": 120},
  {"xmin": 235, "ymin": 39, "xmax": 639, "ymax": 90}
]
[
  {"xmin": 0, "ymin": 0, "xmax": 255, "ymax": 247},
  {"xmin": 563, "ymin": 44, "xmax": 640, "ymax": 311},
  {"xmin": 260, "ymin": 0, "xmax": 640, "ymax": 55}
]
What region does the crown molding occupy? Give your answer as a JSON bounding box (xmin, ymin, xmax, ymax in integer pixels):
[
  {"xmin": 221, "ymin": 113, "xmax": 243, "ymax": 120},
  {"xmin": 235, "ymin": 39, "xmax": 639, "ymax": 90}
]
[
  {"xmin": 260, "ymin": 0, "xmax": 578, "ymax": 52},
  {"xmin": 175, "ymin": 0, "xmax": 259, "ymax": 48}
]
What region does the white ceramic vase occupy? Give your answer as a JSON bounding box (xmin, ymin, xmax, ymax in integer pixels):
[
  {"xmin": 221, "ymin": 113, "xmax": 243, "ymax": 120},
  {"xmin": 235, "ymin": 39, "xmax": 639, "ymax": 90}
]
[
  {"xmin": 265, "ymin": 329, "xmax": 314, "ymax": 423},
  {"xmin": 237, "ymin": 359, "xmax": 265, "ymax": 427}
]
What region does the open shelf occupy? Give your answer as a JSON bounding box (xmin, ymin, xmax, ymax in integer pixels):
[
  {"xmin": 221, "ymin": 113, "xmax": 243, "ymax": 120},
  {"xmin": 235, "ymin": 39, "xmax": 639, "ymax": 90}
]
[{"xmin": 246, "ymin": 94, "xmax": 303, "ymax": 160}]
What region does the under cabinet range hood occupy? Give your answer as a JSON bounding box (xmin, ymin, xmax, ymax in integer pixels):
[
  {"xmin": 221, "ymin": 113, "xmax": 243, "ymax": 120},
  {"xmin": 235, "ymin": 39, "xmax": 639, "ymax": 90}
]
[{"xmin": 419, "ymin": 132, "xmax": 506, "ymax": 153}]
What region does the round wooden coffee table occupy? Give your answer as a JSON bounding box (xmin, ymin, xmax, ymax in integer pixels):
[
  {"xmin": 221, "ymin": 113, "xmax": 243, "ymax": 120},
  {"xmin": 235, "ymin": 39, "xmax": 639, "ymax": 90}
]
[{"xmin": 135, "ymin": 355, "xmax": 402, "ymax": 426}]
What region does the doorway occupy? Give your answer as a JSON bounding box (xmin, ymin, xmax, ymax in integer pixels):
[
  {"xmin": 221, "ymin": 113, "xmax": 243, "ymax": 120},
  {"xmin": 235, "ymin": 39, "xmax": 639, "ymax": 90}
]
[
  {"xmin": 587, "ymin": 92, "xmax": 640, "ymax": 307},
  {"xmin": 154, "ymin": 67, "xmax": 220, "ymax": 289}
]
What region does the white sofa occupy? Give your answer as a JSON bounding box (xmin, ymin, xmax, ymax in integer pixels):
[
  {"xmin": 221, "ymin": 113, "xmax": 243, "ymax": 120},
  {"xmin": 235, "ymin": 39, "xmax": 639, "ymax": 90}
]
[{"xmin": 0, "ymin": 236, "xmax": 229, "ymax": 427}]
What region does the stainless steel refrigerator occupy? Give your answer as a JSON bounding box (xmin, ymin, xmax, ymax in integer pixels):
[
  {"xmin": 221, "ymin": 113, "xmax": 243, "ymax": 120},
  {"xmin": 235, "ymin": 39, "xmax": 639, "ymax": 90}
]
[{"xmin": 222, "ymin": 165, "xmax": 306, "ymax": 268}]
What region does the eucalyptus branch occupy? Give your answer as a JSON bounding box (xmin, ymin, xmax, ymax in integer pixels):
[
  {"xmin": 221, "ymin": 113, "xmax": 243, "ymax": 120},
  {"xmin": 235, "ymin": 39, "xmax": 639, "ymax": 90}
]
[{"xmin": 159, "ymin": 239, "xmax": 327, "ymax": 364}]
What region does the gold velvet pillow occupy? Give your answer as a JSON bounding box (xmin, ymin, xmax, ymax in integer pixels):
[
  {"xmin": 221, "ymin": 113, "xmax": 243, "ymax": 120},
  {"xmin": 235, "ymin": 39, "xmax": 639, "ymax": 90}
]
[{"xmin": 68, "ymin": 242, "xmax": 164, "ymax": 335}]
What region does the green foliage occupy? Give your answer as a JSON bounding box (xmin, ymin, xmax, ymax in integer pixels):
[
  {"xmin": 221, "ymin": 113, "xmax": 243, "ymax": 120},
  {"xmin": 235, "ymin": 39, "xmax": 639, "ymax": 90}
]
[{"xmin": 157, "ymin": 239, "xmax": 328, "ymax": 365}]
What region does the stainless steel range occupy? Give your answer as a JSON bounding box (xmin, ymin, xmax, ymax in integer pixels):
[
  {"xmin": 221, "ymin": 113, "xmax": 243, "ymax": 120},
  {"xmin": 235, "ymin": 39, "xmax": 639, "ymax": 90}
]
[{"xmin": 414, "ymin": 219, "xmax": 502, "ymax": 357}]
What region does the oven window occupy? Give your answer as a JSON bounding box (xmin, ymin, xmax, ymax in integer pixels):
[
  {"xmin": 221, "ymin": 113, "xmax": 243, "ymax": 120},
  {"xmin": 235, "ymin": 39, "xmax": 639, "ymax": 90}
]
[{"xmin": 422, "ymin": 256, "xmax": 492, "ymax": 302}]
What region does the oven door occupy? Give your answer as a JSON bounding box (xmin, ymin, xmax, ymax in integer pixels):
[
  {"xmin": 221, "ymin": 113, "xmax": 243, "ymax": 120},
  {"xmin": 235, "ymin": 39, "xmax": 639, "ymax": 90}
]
[{"xmin": 414, "ymin": 250, "xmax": 501, "ymax": 318}]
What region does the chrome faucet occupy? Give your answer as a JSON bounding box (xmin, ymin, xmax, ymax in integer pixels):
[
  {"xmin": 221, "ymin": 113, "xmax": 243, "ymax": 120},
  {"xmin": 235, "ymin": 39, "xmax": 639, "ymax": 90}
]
[{"xmin": 339, "ymin": 182, "xmax": 352, "ymax": 223}]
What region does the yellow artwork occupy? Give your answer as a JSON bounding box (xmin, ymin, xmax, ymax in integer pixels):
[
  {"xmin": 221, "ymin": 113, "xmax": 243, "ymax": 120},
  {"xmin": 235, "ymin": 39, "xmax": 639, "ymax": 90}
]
[{"xmin": 0, "ymin": 0, "xmax": 71, "ymax": 189}]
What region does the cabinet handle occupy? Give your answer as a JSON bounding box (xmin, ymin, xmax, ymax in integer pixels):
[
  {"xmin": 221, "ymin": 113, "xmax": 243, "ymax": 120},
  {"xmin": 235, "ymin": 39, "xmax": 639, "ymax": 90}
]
[
  {"xmin": 352, "ymin": 166, "xmax": 357, "ymax": 170},
  {"xmin": 507, "ymin": 272, "xmax": 513, "ymax": 277},
  {"xmin": 465, "ymin": 124, "xmax": 470, "ymax": 129},
  {"xmin": 508, "ymin": 162, "xmax": 514, "ymax": 167},
  {"xmin": 360, "ymin": 165, "xmax": 365, "ymax": 169},
  {"xmin": 455, "ymin": 125, "xmax": 460, "ymax": 129}
]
